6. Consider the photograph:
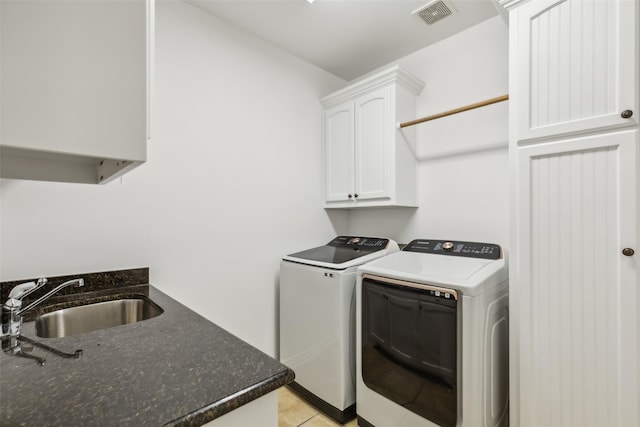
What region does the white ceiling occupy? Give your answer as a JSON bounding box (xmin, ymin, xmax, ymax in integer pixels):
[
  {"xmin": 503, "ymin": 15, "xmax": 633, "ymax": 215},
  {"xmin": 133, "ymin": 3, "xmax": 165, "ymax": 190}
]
[{"xmin": 185, "ymin": 0, "xmax": 502, "ymax": 81}]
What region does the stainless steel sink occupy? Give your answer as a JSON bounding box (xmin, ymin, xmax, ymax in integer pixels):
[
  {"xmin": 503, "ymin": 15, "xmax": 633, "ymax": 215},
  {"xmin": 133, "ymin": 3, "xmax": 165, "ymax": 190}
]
[{"xmin": 35, "ymin": 297, "xmax": 163, "ymax": 338}]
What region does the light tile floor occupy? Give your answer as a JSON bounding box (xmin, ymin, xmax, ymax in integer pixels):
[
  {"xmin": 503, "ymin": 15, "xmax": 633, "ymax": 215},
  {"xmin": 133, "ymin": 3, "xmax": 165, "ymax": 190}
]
[{"xmin": 278, "ymin": 386, "xmax": 358, "ymax": 427}]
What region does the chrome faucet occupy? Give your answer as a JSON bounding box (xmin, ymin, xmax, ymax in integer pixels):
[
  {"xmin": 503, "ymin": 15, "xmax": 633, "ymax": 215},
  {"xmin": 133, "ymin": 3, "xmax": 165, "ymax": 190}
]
[{"xmin": 1, "ymin": 277, "xmax": 84, "ymax": 364}]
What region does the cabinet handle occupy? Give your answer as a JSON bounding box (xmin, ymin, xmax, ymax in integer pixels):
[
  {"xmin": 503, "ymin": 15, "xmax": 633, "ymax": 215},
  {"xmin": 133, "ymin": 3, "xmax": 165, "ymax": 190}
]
[
  {"xmin": 621, "ymin": 110, "xmax": 633, "ymax": 119},
  {"xmin": 354, "ymin": 193, "xmax": 359, "ymax": 198},
  {"xmin": 622, "ymin": 248, "xmax": 635, "ymax": 256},
  {"xmin": 348, "ymin": 194, "xmax": 353, "ymax": 199}
]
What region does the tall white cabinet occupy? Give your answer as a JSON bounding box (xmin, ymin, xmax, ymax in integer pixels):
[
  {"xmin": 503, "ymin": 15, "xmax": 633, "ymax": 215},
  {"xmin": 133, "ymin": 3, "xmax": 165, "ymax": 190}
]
[
  {"xmin": 506, "ymin": 0, "xmax": 639, "ymax": 426},
  {"xmin": 321, "ymin": 66, "xmax": 424, "ymax": 208}
]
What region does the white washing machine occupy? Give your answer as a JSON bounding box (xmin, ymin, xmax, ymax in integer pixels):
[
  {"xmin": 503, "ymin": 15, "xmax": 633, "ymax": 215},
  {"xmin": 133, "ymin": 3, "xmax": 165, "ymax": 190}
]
[
  {"xmin": 280, "ymin": 236, "xmax": 399, "ymax": 423},
  {"xmin": 356, "ymin": 239, "xmax": 509, "ymax": 427}
]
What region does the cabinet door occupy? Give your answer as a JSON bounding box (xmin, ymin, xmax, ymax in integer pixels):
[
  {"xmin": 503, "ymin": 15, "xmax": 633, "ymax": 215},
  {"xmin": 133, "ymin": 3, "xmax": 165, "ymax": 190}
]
[
  {"xmin": 354, "ymin": 86, "xmax": 393, "ymax": 201},
  {"xmin": 1, "ymin": 0, "xmax": 147, "ymax": 159},
  {"xmin": 511, "ymin": 0, "xmax": 638, "ymax": 142},
  {"xmin": 513, "ymin": 129, "xmax": 639, "ymax": 427},
  {"xmin": 0, "ymin": 0, "xmax": 150, "ymax": 184},
  {"xmin": 325, "ymin": 102, "xmax": 354, "ymax": 203}
]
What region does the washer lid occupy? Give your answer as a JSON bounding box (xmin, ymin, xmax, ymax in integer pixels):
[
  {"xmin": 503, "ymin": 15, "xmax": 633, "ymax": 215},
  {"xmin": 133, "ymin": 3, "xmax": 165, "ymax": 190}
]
[
  {"xmin": 283, "ymin": 236, "xmax": 399, "ymax": 269},
  {"xmin": 358, "ymin": 250, "xmax": 508, "ymax": 296}
]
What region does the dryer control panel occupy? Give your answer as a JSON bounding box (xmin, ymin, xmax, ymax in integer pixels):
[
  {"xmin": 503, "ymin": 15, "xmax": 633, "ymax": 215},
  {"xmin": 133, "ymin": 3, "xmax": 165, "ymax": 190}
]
[{"xmin": 403, "ymin": 239, "xmax": 501, "ymax": 260}]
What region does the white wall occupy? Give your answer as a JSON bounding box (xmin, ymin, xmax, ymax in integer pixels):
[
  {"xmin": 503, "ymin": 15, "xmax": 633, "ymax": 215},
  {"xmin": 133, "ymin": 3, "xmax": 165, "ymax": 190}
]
[
  {"xmin": 348, "ymin": 16, "xmax": 510, "ymax": 250},
  {"xmin": 0, "ymin": 0, "xmax": 347, "ymax": 356}
]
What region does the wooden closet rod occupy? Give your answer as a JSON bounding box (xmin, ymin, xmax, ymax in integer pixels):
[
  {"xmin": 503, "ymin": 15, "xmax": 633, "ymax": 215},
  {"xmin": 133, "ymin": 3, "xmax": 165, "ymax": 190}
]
[{"xmin": 398, "ymin": 94, "xmax": 509, "ymax": 129}]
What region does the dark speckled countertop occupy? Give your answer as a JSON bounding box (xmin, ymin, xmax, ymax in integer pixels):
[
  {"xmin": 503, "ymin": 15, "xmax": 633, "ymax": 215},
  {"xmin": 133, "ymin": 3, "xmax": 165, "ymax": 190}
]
[{"xmin": 0, "ymin": 269, "xmax": 294, "ymax": 426}]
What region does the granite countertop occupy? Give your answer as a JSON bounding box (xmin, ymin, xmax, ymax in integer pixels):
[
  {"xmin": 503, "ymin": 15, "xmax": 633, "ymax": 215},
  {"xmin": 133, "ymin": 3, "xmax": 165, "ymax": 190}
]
[{"xmin": 0, "ymin": 269, "xmax": 294, "ymax": 426}]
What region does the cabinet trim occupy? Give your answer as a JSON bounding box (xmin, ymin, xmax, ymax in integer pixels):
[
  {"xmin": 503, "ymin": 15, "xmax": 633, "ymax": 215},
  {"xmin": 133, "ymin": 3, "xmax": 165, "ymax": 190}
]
[{"xmin": 321, "ymin": 65, "xmax": 424, "ymax": 109}]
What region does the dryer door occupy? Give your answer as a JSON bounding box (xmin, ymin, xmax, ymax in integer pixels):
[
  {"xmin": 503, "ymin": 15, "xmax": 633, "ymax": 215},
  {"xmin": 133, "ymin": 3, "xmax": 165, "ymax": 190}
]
[{"xmin": 361, "ymin": 275, "xmax": 458, "ymax": 427}]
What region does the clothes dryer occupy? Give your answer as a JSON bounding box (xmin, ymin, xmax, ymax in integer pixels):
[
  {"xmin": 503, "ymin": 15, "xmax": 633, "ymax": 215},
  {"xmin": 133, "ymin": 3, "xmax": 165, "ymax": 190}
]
[
  {"xmin": 356, "ymin": 239, "xmax": 509, "ymax": 427},
  {"xmin": 280, "ymin": 236, "xmax": 399, "ymax": 423}
]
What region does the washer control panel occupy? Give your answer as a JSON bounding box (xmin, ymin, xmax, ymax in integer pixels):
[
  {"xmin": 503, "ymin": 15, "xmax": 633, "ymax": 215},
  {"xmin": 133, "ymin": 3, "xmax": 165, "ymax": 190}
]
[
  {"xmin": 329, "ymin": 236, "xmax": 389, "ymax": 249},
  {"xmin": 403, "ymin": 239, "xmax": 501, "ymax": 260}
]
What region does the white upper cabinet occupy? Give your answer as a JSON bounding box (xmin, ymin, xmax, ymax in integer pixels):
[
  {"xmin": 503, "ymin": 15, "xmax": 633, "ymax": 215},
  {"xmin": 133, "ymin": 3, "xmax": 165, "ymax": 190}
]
[
  {"xmin": 0, "ymin": 0, "xmax": 153, "ymax": 184},
  {"xmin": 510, "ymin": 0, "xmax": 638, "ymax": 142},
  {"xmin": 322, "ymin": 66, "xmax": 424, "ymax": 209}
]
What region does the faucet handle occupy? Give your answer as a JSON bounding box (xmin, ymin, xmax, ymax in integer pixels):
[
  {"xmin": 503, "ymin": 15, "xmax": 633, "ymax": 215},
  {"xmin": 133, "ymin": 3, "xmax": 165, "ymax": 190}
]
[
  {"xmin": 7, "ymin": 278, "xmax": 48, "ymax": 300},
  {"xmin": 8, "ymin": 282, "xmax": 36, "ymax": 299}
]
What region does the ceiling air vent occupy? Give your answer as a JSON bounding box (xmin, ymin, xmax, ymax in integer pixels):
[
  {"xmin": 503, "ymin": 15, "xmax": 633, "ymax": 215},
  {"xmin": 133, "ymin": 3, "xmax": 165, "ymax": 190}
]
[{"xmin": 412, "ymin": 0, "xmax": 456, "ymax": 26}]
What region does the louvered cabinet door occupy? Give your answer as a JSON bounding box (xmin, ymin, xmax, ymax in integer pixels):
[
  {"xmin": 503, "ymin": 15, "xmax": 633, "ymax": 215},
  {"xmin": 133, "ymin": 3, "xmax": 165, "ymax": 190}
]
[
  {"xmin": 512, "ymin": 129, "xmax": 639, "ymax": 427},
  {"xmin": 510, "ymin": 0, "xmax": 639, "ymax": 142}
]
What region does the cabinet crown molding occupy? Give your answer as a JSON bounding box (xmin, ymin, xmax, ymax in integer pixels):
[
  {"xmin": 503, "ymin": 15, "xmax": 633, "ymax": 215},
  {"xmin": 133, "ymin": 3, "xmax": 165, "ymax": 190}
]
[
  {"xmin": 321, "ymin": 65, "xmax": 425, "ymax": 109},
  {"xmin": 497, "ymin": 0, "xmax": 529, "ymax": 10}
]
